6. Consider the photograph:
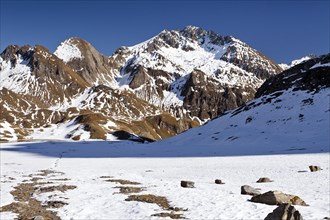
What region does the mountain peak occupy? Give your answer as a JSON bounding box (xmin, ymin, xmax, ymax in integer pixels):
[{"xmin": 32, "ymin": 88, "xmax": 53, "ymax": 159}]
[
  {"xmin": 54, "ymin": 38, "xmax": 85, "ymax": 63},
  {"xmin": 182, "ymin": 25, "xmax": 205, "ymax": 33}
]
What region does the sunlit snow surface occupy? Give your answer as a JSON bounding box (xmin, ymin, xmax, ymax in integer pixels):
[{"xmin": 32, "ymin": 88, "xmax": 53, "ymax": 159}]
[
  {"xmin": 54, "ymin": 38, "xmax": 83, "ymax": 63},
  {"xmin": 0, "ymin": 142, "xmax": 329, "ymax": 219}
]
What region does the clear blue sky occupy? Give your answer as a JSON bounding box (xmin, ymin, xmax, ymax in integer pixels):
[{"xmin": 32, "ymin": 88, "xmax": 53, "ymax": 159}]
[{"xmin": 1, "ymin": 0, "xmax": 329, "ymax": 63}]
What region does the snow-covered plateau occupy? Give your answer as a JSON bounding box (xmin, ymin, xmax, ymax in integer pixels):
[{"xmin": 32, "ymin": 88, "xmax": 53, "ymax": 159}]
[{"xmin": 0, "ymin": 141, "xmax": 329, "ymax": 219}]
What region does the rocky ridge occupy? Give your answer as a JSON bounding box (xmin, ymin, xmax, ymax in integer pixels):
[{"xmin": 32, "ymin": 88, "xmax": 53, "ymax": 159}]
[{"xmin": 1, "ymin": 26, "xmax": 289, "ymax": 141}]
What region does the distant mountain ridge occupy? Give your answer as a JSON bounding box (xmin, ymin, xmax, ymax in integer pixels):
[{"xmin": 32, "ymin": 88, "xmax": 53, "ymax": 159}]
[
  {"xmin": 0, "ymin": 25, "xmax": 312, "ymax": 142},
  {"xmin": 278, "ymin": 54, "xmax": 317, "ymax": 70}
]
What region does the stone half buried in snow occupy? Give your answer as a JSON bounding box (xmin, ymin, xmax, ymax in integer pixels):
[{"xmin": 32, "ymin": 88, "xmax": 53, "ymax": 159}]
[
  {"xmin": 257, "ymin": 177, "xmax": 273, "ymax": 183},
  {"xmin": 215, "ymin": 179, "xmax": 225, "ymax": 184},
  {"xmin": 264, "ymin": 203, "xmax": 303, "ymax": 220},
  {"xmin": 241, "ymin": 185, "xmax": 261, "ymax": 196},
  {"xmin": 180, "ymin": 181, "xmax": 195, "ymax": 188},
  {"xmin": 309, "ymin": 165, "xmax": 322, "ymax": 172},
  {"xmin": 251, "ymin": 191, "xmax": 308, "ymax": 206}
]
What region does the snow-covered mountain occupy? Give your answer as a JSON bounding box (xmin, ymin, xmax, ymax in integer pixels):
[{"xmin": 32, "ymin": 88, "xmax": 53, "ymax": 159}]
[
  {"xmin": 0, "ymin": 26, "xmax": 291, "ymax": 142},
  {"xmin": 110, "ymin": 25, "xmax": 283, "ymax": 120},
  {"xmin": 278, "ymin": 55, "xmax": 316, "ymax": 70},
  {"xmin": 153, "ymin": 53, "xmax": 330, "ymax": 154}
]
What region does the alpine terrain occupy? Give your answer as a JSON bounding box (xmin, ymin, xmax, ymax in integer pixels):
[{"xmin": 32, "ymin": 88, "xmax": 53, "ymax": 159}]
[
  {"xmin": 0, "ymin": 26, "xmax": 284, "ymax": 142},
  {"xmin": 0, "ymin": 52, "xmax": 329, "ymax": 219},
  {"xmin": 0, "ymin": 20, "xmax": 329, "ymax": 220}
]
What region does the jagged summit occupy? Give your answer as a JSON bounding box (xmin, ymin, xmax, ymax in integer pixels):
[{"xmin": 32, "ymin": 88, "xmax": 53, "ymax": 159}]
[
  {"xmin": 54, "ymin": 37, "xmax": 85, "ymax": 63},
  {"xmin": 110, "ymin": 25, "xmax": 283, "ymax": 120}
]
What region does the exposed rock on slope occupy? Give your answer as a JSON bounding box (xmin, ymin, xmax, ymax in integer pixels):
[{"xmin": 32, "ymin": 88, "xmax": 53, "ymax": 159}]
[
  {"xmin": 256, "ymin": 54, "xmax": 330, "ymax": 97},
  {"xmin": 54, "ymin": 38, "xmax": 117, "ymax": 87},
  {"xmin": 151, "ymin": 53, "xmax": 330, "ymax": 153},
  {"xmin": 0, "ymin": 44, "xmax": 89, "ymax": 106}
]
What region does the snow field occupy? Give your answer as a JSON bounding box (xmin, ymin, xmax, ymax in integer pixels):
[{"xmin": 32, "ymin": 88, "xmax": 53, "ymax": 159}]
[{"xmin": 0, "ymin": 141, "xmax": 329, "ymax": 219}]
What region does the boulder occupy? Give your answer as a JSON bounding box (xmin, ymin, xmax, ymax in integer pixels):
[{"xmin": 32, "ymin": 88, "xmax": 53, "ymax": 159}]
[
  {"xmin": 181, "ymin": 181, "xmax": 195, "ymax": 188},
  {"xmin": 264, "ymin": 203, "xmax": 303, "ymax": 220},
  {"xmin": 241, "ymin": 185, "xmax": 261, "ymax": 196},
  {"xmin": 251, "ymin": 191, "xmax": 308, "ymax": 206},
  {"xmin": 309, "ymin": 165, "xmax": 321, "ymax": 172},
  {"xmin": 215, "ymin": 179, "xmax": 225, "ymax": 184},
  {"xmin": 257, "ymin": 177, "xmax": 273, "ymax": 183}
]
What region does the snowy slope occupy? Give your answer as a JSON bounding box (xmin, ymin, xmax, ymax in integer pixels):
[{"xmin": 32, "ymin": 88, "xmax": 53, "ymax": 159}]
[
  {"xmin": 153, "ymin": 88, "xmax": 330, "ymax": 155},
  {"xmin": 54, "ymin": 38, "xmax": 83, "ymax": 62},
  {"xmin": 153, "ymin": 53, "xmax": 330, "ymax": 153}
]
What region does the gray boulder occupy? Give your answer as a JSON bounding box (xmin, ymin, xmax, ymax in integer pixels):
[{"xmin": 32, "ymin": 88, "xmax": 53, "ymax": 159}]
[
  {"xmin": 264, "ymin": 203, "xmax": 303, "ymax": 220},
  {"xmin": 181, "ymin": 181, "xmax": 195, "ymax": 188},
  {"xmin": 251, "ymin": 191, "xmax": 308, "ymax": 206},
  {"xmin": 241, "ymin": 185, "xmax": 261, "ymax": 196}
]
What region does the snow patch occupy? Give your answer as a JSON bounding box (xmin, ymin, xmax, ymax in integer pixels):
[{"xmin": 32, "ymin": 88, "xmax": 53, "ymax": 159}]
[{"xmin": 54, "ymin": 38, "xmax": 83, "ymax": 63}]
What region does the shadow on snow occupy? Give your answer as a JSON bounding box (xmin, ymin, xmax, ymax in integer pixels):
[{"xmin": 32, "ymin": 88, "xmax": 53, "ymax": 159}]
[{"xmin": 0, "ymin": 140, "xmax": 329, "ymax": 158}]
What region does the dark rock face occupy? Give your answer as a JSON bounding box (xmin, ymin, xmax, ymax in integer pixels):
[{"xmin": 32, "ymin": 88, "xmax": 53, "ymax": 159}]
[
  {"xmin": 251, "ymin": 191, "xmax": 308, "ymax": 206},
  {"xmin": 256, "ymin": 53, "xmax": 330, "ymax": 98},
  {"xmin": 265, "ymin": 203, "xmax": 303, "ymax": 220},
  {"xmin": 58, "ymin": 38, "xmax": 117, "ymax": 87},
  {"xmin": 181, "ymin": 70, "xmax": 255, "ymax": 120},
  {"xmin": 0, "ymin": 44, "xmax": 88, "ymax": 106}
]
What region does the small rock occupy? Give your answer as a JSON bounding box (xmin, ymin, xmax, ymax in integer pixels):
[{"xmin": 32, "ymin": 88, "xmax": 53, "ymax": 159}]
[
  {"xmin": 251, "ymin": 191, "xmax": 308, "ymax": 206},
  {"xmin": 257, "ymin": 177, "xmax": 273, "ymax": 183},
  {"xmin": 181, "ymin": 181, "xmax": 195, "ymax": 188},
  {"xmin": 215, "ymin": 179, "xmax": 225, "ymax": 184},
  {"xmin": 241, "ymin": 185, "xmax": 261, "ymax": 196},
  {"xmin": 265, "ymin": 203, "xmax": 303, "ymax": 220},
  {"xmin": 31, "ymin": 216, "xmax": 44, "ymax": 220},
  {"xmin": 309, "ymin": 165, "xmax": 321, "ymax": 172}
]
